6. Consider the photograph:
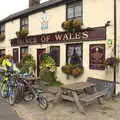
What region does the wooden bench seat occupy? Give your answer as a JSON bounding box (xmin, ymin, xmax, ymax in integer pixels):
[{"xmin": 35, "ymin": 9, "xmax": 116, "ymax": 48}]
[{"xmin": 79, "ymin": 90, "xmax": 106, "ymax": 103}]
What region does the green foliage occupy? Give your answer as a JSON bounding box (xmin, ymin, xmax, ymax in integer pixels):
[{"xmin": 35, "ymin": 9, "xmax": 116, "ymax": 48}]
[
  {"xmin": 16, "ymin": 29, "xmax": 28, "ymax": 38},
  {"xmin": 39, "ymin": 53, "xmax": 57, "ymax": 83},
  {"xmin": 61, "ymin": 64, "xmax": 84, "ymax": 78},
  {"xmin": 104, "ymin": 57, "xmax": 120, "ymax": 68},
  {"xmin": 40, "ymin": 54, "xmax": 57, "ymax": 73},
  {"xmin": 0, "ymin": 34, "xmax": 5, "ymax": 41},
  {"xmin": 61, "ymin": 19, "xmax": 82, "ymax": 32},
  {"xmin": 61, "ymin": 64, "xmax": 73, "ymax": 76},
  {"xmin": 17, "ymin": 54, "xmax": 36, "ymax": 74}
]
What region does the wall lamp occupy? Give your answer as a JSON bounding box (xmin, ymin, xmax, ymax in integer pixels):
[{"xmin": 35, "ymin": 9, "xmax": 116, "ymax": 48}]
[{"xmin": 105, "ymin": 21, "xmax": 111, "ymax": 27}]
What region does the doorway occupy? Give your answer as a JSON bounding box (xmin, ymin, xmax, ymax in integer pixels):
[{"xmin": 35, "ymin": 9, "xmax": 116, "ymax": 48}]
[{"xmin": 37, "ymin": 49, "xmax": 46, "ymax": 77}]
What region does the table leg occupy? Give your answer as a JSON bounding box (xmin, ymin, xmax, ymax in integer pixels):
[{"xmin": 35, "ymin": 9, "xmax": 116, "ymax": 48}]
[
  {"xmin": 55, "ymin": 88, "xmax": 63, "ymax": 102},
  {"xmin": 72, "ymin": 91, "xmax": 85, "ymax": 114}
]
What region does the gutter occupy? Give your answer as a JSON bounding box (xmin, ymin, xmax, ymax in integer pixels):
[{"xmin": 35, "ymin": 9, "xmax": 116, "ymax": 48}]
[{"xmin": 114, "ymin": 0, "xmax": 117, "ymax": 95}]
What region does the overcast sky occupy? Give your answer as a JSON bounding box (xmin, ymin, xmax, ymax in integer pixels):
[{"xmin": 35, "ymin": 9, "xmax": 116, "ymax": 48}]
[{"xmin": 0, "ymin": 0, "xmax": 49, "ymax": 20}]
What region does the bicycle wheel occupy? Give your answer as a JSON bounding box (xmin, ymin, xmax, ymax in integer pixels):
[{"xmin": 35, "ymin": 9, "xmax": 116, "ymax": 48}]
[
  {"xmin": 23, "ymin": 91, "xmax": 34, "ymax": 102},
  {"xmin": 1, "ymin": 82, "xmax": 8, "ymax": 98},
  {"xmin": 38, "ymin": 94, "xmax": 48, "ymax": 110},
  {"xmin": 9, "ymin": 87, "xmax": 16, "ymax": 106}
]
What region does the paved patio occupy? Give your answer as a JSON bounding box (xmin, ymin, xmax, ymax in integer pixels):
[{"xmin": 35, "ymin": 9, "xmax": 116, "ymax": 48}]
[{"xmin": 12, "ymin": 93, "xmax": 120, "ymax": 120}]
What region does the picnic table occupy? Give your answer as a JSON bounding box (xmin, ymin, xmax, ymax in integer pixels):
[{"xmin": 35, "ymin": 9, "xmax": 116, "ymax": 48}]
[{"xmin": 60, "ymin": 82, "xmax": 106, "ymax": 114}]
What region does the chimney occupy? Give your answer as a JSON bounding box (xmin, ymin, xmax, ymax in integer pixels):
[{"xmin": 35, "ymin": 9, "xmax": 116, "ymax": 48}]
[{"xmin": 29, "ymin": 0, "xmax": 40, "ymax": 8}]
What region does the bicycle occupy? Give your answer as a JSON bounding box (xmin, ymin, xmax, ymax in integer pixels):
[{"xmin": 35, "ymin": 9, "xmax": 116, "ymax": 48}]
[
  {"xmin": 0, "ymin": 70, "xmax": 18, "ymax": 105},
  {"xmin": 19, "ymin": 77, "xmax": 48, "ymax": 110}
]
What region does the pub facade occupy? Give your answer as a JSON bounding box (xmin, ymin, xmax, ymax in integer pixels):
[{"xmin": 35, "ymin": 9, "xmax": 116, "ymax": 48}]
[{"xmin": 0, "ymin": 0, "xmax": 120, "ymax": 95}]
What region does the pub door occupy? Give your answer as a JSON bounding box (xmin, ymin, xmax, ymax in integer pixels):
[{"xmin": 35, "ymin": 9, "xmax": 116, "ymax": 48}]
[{"xmin": 37, "ymin": 49, "xmax": 46, "ymax": 77}]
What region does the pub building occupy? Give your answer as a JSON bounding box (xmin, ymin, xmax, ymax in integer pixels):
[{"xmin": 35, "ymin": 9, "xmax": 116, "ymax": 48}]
[{"xmin": 0, "ymin": 0, "xmax": 120, "ymax": 95}]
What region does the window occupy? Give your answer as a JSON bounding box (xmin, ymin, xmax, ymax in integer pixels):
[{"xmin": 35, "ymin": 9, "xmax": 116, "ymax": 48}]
[
  {"xmin": 0, "ymin": 49, "xmax": 5, "ymax": 57},
  {"xmin": 13, "ymin": 48, "xmax": 19, "ymax": 63},
  {"xmin": 67, "ymin": 1, "xmax": 82, "ymax": 20},
  {"xmin": 50, "ymin": 46, "xmax": 60, "ymax": 66},
  {"xmin": 20, "ymin": 17, "xmax": 28, "ymax": 31},
  {"xmin": 20, "ymin": 47, "xmax": 28, "ymax": 60},
  {"xmin": 66, "ymin": 44, "xmax": 83, "ymax": 65},
  {"xmin": 0, "ymin": 24, "xmax": 5, "ymax": 35}
]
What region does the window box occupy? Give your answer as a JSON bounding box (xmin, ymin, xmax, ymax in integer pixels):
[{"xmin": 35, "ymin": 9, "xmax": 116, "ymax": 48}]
[{"xmin": 0, "ymin": 34, "xmax": 5, "ymax": 41}]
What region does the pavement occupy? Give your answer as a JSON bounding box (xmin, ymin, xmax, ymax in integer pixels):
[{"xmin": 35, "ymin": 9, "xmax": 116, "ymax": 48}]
[
  {"xmin": 0, "ymin": 98, "xmax": 22, "ymax": 120},
  {"xmin": 12, "ymin": 94, "xmax": 120, "ymax": 120}
]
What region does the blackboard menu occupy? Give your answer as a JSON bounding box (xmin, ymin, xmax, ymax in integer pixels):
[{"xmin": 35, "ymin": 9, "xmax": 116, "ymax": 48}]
[
  {"xmin": 89, "ymin": 44, "xmax": 105, "ymax": 70},
  {"xmin": 13, "ymin": 48, "xmax": 19, "ymax": 63}
]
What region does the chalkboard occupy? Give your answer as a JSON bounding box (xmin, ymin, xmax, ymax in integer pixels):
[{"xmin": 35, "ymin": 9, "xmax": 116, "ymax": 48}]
[{"xmin": 87, "ymin": 77, "xmax": 115, "ymax": 97}]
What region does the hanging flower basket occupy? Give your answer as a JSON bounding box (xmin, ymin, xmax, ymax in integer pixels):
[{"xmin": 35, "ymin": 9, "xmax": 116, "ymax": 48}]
[
  {"xmin": 71, "ymin": 65, "xmax": 84, "ymax": 78},
  {"xmin": 61, "ymin": 64, "xmax": 84, "ymax": 79},
  {"xmin": 0, "ymin": 34, "xmax": 5, "ymax": 41},
  {"xmin": 61, "ymin": 19, "xmax": 82, "ymax": 32},
  {"xmin": 104, "ymin": 57, "xmax": 120, "ymax": 68},
  {"xmin": 16, "ymin": 29, "xmax": 28, "ymax": 38}
]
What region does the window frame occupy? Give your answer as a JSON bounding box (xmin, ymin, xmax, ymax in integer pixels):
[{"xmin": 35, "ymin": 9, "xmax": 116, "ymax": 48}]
[
  {"xmin": 0, "ymin": 49, "xmax": 5, "ymax": 57},
  {"xmin": 20, "ymin": 16, "xmax": 29, "ymax": 31},
  {"xmin": 0, "ymin": 24, "xmax": 5, "ymax": 35},
  {"xmin": 66, "ymin": 0, "xmax": 83, "ymax": 21},
  {"xmin": 66, "ymin": 43, "xmax": 83, "ymax": 65},
  {"xmin": 50, "ymin": 46, "xmax": 60, "ymax": 66},
  {"xmin": 20, "ymin": 46, "xmax": 29, "ymax": 60}
]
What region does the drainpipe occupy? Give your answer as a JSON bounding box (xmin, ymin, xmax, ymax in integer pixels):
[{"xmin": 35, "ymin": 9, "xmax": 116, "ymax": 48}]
[{"xmin": 113, "ymin": 0, "xmax": 117, "ymax": 95}]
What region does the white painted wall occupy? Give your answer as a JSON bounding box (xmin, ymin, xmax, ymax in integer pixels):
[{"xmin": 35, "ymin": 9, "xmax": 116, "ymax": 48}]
[
  {"xmin": 0, "ymin": 0, "xmax": 116, "ymax": 86},
  {"xmin": 29, "ymin": 5, "xmax": 66, "ymax": 35},
  {"xmin": 116, "ymin": 0, "xmax": 120, "ymax": 94},
  {"xmin": 83, "ymin": 0, "xmax": 114, "ymax": 27},
  {"xmin": 0, "ymin": 19, "xmax": 20, "ymax": 55}
]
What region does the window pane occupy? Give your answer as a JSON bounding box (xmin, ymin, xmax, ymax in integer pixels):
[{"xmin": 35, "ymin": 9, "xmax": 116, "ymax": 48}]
[
  {"xmin": 0, "ymin": 49, "xmax": 5, "ymax": 57},
  {"xmin": 25, "ymin": 18, "xmax": 28, "ymax": 25},
  {"xmin": 75, "ymin": 5, "xmax": 82, "ymax": 17},
  {"xmin": 21, "ymin": 19, "xmax": 25, "ymax": 25},
  {"xmin": 50, "ymin": 46, "xmax": 60, "ymax": 66},
  {"xmin": 66, "ymin": 44, "xmax": 82, "ymax": 65},
  {"xmin": 21, "ymin": 17, "xmax": 28, "ymax": 30},
  {"xmin": 0, "ymin": 24, "xmax": 5, "ymax": 34},
  {"xmin": 20, "ymin": 47, "xmax": 28, "ymax": 60},
  {"xmin": 67, "ymin": 7, "xmax": 74, "ymax": 19}
]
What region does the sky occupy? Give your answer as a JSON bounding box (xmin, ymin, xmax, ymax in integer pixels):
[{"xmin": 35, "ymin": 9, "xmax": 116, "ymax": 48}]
[{"xmin": 0, "ymin": 0, "xmax": 49, "ymax": 20}]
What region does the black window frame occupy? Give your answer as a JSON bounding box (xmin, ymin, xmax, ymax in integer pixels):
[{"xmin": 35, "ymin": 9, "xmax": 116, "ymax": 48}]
[
  {"xmin": 0, "ymin": 24, "xmax": 5, "ymax": 35},
  {"xmin": 20, "ymin": 16, "xmax": 29, "ymax": 31},
  {"xmin": 13, "ymin": 48, "xmax": 19, "ymax": 64},
  {"xmin": 66, "ymin": 43, "xmax": 83, "ymax": 65},
  {"xmin": 20, "ymin": 46, "xmax": 29, "ymax": 60},
  {"xmin": 50, "ymin": 46, "xmax": 60, "ymax": 66},
  {"xmin": 0, "ymin": 49, "xmax": 5, "ymax": 57},
  {"xmin": 66, "ymin": 0, "xmax": 83, "ymax": 21}
]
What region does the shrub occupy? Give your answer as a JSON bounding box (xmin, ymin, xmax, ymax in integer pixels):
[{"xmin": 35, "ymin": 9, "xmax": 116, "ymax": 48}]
[
  {"xmin": 17, "ymin": 54, "xmax": 36, "ymax": 74},
  {"xmin": 39, "ymin": 53, "xmax": 57, "ymax": 83}
]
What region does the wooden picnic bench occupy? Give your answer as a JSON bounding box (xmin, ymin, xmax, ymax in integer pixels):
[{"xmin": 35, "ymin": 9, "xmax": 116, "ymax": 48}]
[{"xmin": 60, "ymin": 82, "xmax": 106, "ymax": 114}]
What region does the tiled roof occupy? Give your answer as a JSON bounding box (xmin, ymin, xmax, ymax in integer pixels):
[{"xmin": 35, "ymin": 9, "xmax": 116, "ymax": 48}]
[{"xmin": 0, "ymin": 0, "xmax": 66, "ymax": 24}]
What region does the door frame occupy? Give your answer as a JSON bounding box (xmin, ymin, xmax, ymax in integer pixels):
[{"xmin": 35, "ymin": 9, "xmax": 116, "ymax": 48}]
[{"xmin": 37, "ymin": 48, "xmax": 46, "ymax": 77}]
